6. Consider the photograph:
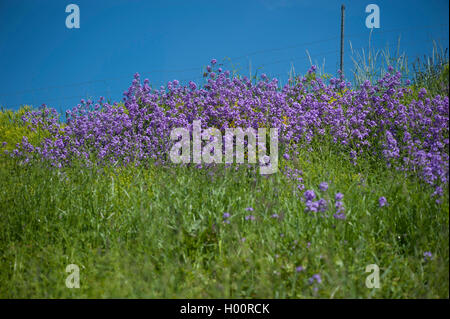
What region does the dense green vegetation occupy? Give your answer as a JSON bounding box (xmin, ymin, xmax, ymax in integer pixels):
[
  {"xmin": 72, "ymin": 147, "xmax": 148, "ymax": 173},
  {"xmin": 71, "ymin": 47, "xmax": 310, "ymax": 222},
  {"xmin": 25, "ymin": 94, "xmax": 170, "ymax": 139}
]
[{"xmin": 0, "ymin": 141, "xmax": 448, "ymax": 298}]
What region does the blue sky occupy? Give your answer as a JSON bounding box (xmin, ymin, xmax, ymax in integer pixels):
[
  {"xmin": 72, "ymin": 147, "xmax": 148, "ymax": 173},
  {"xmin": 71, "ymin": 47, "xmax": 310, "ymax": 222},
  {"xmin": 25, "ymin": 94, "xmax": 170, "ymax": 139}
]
[{"xmin": 0, "ymin": 0, "xmax": 448, "ymax": 113}]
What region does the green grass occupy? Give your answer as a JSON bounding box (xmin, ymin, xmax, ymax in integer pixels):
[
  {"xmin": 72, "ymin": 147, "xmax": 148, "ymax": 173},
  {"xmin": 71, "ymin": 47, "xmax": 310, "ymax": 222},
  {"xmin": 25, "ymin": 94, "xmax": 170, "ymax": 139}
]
[{"xmin": 0, "ymin": 141, "xmax": 448, "ymax": 298}]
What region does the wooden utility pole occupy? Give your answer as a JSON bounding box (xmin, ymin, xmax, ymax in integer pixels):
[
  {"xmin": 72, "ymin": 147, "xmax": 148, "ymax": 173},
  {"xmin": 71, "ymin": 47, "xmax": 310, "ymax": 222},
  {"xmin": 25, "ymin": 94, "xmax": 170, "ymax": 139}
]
[{"xmin": 340, "ymin": 4, "xmax": 345, "ymax": 77}]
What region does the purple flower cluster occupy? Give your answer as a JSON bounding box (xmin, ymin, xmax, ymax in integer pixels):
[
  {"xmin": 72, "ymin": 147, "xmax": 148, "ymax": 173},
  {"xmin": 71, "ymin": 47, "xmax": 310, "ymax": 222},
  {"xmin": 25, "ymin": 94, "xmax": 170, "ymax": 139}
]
[
  {"xmin": 302, "ymin": 183, "xmax": 342, "ymax": 215},
  {"xmin": 423, "ymin": 251, "xmax": 433, "ymax": 261},
  {"xmin": 332, "ymin": 192, "xmax": 346, "ymax": 220},
  {"xmin": 223, "ymin": 212, "xmax": 231, "ymax": 224},
  {"xmin": 8, "ymin": 61, "xmax": 448, "ymax": 195},
  {"xmin": 283, "ymin": 166, "xmax": 304, "ymax": 190},
  {"xmin": 301, "ymin": 184, "xmax": 347, "ymax": 220},
  {"xmin": 308, "ymin": 273, "xmax": 322, "ymax": 284},
  {"xmin": 319, "ymin": 182, "xmax": 328, "ymax": 192},
  {"xmin": 304, "ymin": 190, "xmax": 316, "ymax": 201},
  {"xmin": 295, "ymin": 266, "xmax": 304, "ymax": 272},
  {"xmin": 378, "ymin": 196, "xmax": 388, "ymax": 207}
]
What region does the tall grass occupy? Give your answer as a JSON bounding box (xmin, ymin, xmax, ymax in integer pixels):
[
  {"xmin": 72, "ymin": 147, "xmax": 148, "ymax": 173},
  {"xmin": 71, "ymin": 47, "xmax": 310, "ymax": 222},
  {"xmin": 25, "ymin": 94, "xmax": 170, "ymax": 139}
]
[
  {"xmin": 349, "ymin": 34, "xmax": 449, "ymax": 96},
  {"xmin": 0, "ymin": 140, "xmax": 448, "ymax": 298},
  {"xmin": 412, "ymin": 41, "xmax": 449, "ymax": 96},
  {"xmin": 349, "ymin": 32, "xmax": 409, "ymax": 87}
]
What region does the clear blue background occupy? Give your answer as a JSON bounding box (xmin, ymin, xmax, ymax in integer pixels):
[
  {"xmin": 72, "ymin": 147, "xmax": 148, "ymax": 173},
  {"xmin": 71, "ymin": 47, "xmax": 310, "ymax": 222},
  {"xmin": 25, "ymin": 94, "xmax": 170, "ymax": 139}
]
[{"xmin": 0, "ymin": 0, "xmax": 448, "ymax": 113}]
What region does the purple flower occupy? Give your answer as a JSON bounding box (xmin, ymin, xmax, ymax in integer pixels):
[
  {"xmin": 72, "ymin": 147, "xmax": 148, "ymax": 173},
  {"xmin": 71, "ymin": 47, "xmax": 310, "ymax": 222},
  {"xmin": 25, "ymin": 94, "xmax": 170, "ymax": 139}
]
[
  {"xmin": 335, "ymin": 193, "xmax": 344, "ymax": 201},
  {"xmin": 309, "ymin": 274, "xmax": 322, "ymax": 284},
  {"xmin": 189, "ymin": 81, "xmax": 197, "ymax": 90},
  {"xmin": 223, "ymin": 212, "xmax": 230, "ymax": 219},
  {"xmin": 317, "ymin": 199, "xmax": 328, "ymax": 212},
  {"xmin": 271, "ymin": 213, "xmax": 279, "ymax": 219},
  {"xmin": 304, "ymin": 190, "xmax": 316, "ymax": 201},
  {"xmin": 245, "ymin": 215, "xmax": 255, "ymax": 221},
  {"xmin": 211, "ymin": 59, "xmax": 217, "ymax": 65},
  {"xmin": 432, "ymin": 186, "xmax": 443, "ymax": 198},
  {"xmin": 308, "ymin": 65, "xmax": 317, "ymax": 74},
  {"xmin": 305, "ymin": 200, "xmax": 319, "ymax": 213},
  {"xmin": 296, "ymin": 266, "xmax": 304, "ymax": 272},
  {"xmin": 379, "ymin": 196, "xmax": 388, "ymax": 207},
  {"xmin": 333, "ymin": 212, "xmax": 346, "ymax": 220},
  {"xmin": 319, "ymin": 182, "xmax": 328, "ymax": 192},
  {"xmin": 423, "ymin": 251, "xmax": 433, "ymax": 261},
  {"xmin": 245, "ymin": 207, "xmax": 254, "ymax": 211},
  {"xmin": 335, "ymin": 201, "xmax": 344, "ymax": 209}
]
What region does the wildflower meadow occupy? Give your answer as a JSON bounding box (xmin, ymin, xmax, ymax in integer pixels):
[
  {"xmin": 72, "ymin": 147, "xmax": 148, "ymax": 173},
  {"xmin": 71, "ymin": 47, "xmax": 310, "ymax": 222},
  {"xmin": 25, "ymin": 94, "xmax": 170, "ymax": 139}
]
[{"xmin": 0, "ymin": 58, "xmax": 448, "ymax": 298}]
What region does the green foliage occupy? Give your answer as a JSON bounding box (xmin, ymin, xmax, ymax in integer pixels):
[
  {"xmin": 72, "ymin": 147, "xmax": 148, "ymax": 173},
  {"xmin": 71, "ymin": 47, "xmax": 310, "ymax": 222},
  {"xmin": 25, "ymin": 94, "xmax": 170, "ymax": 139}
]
[
  {"xmin": 0, "ymin": 140, "xmax": 447, "ymax": 298},
  {"xmin": 0, "ymin": 106, "xmax": 43, "ymax": 153},
  {"xmin": 412, "ymin": 43, "xmax": 449, "ymax": 96}
]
